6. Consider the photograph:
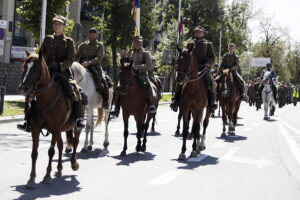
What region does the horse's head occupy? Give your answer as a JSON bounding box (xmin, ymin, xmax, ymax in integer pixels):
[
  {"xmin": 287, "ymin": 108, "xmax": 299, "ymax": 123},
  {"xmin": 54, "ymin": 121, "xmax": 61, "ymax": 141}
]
[
  {"xmin": 119, "ymin": 60, "xmax": 133, "ymax": 94},
  {"xmin": 220, "ymin": 69, "xmax": 234, "ymax": 98},
  {"xmin": 19, "ymin": 50, "xmax": 49, "ymax": 96},
  {"xmin": 262, "ymin": 71, "xmax": 271, "ymax": 84},
  {"xmin": 175, "ymin": 44, "xmax": 193, "ymax": 84}
]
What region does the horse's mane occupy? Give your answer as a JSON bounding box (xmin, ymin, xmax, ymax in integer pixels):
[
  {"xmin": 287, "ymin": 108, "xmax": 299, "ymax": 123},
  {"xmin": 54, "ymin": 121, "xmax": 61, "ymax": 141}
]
[{"xmin": 71, "ymin": 62, "xmax": 86, "ymax": 78}]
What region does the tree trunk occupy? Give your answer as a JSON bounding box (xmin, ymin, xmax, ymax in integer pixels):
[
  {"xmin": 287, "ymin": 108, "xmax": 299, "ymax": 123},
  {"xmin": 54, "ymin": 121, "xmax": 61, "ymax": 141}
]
[{"xmin": 112, "ymin": 42, "xmax": 118, "ymax": 86}]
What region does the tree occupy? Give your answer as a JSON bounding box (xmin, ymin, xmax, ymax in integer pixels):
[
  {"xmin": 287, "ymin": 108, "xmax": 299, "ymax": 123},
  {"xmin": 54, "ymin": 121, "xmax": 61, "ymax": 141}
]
[{"xmin": 17, "ymin": 0, "xmax": 74, "ymax": 40}]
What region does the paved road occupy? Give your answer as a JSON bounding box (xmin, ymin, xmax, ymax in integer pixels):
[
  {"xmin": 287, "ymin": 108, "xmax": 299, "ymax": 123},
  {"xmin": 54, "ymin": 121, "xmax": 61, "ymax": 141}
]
[{"xmin": 1, "ymin": 102, "xmax": 300, "ymax": 200}]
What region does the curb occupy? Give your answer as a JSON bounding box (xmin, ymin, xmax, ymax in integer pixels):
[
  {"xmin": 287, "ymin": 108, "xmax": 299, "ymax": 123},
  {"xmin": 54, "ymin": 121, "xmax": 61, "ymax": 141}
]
[
  {"xmin": 0, "ymin": 115, "xmax": 24, "ymax": 124},
  {"xmin": 0, "ymin": 102, "xmax": 171, "ymax": 124}
]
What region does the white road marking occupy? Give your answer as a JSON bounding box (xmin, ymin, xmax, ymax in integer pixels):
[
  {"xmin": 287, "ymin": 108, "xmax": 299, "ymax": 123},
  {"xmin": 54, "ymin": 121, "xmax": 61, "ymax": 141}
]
[
  {"xmin": 222, "ymin": 147, "xmax": 274, "ymax": 169},
  {"xmin": 280, "ymin": 119, "xmax": 300, "ymax": 136},
  {"xmin": 187, "ymin": 154, "xmax": 208, "ymax": 162},
  {"xmin": 212, "ymin": 141, "xmax": 227, "ymax": 148},
  {"xmin": 149, "ymin": 170, "xmax": 184, "ymax": 185},
  {"xmin": 278, "ymin": 124, "xmax": 300, "ymax": 166}
]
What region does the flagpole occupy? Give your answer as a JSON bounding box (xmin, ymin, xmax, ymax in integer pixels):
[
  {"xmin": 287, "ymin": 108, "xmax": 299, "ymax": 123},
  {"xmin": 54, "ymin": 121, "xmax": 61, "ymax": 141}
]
[
  {"xmin": 136, "ymin": 1, "xmax": 140, "ymax": 35},
  {"xmin": 176, "ymin": 0, "xmax": 182, "ymax": 44}
]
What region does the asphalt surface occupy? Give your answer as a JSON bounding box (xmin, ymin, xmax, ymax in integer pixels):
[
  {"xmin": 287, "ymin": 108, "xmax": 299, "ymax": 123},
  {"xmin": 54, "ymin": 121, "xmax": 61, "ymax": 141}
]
[{"xmin": 0, "ymin": 102, "xmax": 300, "ymax": 200}]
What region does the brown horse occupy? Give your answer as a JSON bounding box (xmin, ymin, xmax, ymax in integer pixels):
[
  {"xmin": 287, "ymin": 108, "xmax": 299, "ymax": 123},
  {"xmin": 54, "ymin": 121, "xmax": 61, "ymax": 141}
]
[
  {"xmin": 176, "ymin": 45, "xmax": 212, "ymax": 160},
  {"xmin": 218, "ymin": 69, "xmax": 241, "ymax": 137},
  {"xmin": 19, "ymin": 51, "xmax": 81, "ymax": 189},
  {"xmin": 118, "ymin": 61, "xmax": 159, "ymax": 156}
]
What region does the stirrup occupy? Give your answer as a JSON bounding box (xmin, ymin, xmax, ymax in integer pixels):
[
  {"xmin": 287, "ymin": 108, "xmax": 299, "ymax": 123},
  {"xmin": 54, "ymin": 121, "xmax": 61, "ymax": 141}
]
[{"xmin": 170, "ymin": 100, "xmax": 179, "ymax": 112}]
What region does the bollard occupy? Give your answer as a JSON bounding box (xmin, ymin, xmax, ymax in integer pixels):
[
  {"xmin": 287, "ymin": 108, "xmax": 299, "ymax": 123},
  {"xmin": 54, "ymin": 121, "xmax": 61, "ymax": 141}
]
[{"xmin": 0, "ymin": 86, "xmax": 5, "ymax": 115}]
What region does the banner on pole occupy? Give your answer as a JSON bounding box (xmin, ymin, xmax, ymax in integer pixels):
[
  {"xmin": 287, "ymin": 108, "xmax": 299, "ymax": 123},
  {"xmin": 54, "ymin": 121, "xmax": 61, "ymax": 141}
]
[{"xmin": 250, "ymin": 58, "xmax": 271, "ymax": 67}]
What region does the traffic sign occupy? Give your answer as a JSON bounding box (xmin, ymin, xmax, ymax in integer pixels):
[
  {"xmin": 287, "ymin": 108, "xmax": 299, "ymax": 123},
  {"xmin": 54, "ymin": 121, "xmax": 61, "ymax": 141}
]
[{"xmin": 0, "ymin": 28, "xmax": 5, "ymax": 40}]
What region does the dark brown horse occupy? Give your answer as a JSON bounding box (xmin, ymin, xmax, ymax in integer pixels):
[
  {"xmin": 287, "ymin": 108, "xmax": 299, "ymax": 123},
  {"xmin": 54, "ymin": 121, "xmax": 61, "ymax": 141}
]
[
  {"xmin": 218, "ymin": 69, "xmax": 241, "ymax": 137},
  {"xmin": 119, "ymin": 61, "xmax": 159, "ymax": 156},
  {"xmin": 19, "ymin": 51, "xmax": 81, "ymax": 189},
  {"xmin": 176, "ymin": 45, "xmax": 212, "ymax": 160}
]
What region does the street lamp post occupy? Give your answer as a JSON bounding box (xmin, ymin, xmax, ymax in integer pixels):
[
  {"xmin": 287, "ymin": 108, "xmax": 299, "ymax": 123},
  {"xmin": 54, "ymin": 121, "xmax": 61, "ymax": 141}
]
[{"xmin": 40, "ymin": 0, "xmax": 47, "ymax": 44}]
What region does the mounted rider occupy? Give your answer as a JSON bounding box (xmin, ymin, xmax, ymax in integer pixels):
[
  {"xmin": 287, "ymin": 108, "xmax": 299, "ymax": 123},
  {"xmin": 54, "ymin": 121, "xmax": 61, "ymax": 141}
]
[
  {"xmin": 149, "ymin": 56, "xmax": 162, "ymax": 99},
  {"xmin": 260, "ymin": 63, "xmax": 277, "ymax": 102},
  {"xmin": 76, "ymin": 28, "xmax": 109, "ymax": 109},
  {"xmin": 219, "ymin": 43, "xmax": 245, "ymax": 100},
  {"xmin": 171, "ymin": 26, "xmax": 217, "ymax": 112},
  {"xmin": 130, "ymin": 35, "xmax": 157, "ymax": 114},
  {"xmin": 18, "ymin": 15, "xmax": 85, "ymax": 130}
]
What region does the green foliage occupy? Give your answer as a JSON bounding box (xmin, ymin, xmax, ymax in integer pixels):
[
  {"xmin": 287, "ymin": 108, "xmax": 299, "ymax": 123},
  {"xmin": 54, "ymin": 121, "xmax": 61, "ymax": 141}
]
[
  {"xmin": 65, "ymin": 19, "xmax": 75, "ymax": 38},
  {"xmin": 17, "ymin": 0, "xmax": 74, "ymax": 40}
]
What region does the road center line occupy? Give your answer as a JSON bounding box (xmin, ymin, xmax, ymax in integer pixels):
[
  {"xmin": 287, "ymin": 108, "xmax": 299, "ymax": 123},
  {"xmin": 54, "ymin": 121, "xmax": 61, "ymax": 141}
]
[
  {"xmin": 149, "ymin": 170, "xmax": 184, "ymax": 185},
  {"xmin": 280, "ymin": 119, "xmax": 300, "ymax": 136}
]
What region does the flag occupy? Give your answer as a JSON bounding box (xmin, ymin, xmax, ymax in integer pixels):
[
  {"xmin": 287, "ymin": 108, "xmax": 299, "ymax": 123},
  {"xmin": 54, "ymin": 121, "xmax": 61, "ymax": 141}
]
[
  {"xmin": 131, "ymin": 0, "xmax": 140, "ymax": 36},
  {"xmin": 177, "ymin": 12, "xmax": 184, "ymax": 35}
]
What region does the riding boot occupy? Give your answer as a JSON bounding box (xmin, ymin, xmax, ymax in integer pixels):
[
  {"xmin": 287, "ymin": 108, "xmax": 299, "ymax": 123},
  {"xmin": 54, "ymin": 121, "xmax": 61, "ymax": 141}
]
[
  {"xmin": 17, "ymin": 101, "xmax": 31, "ymax": 132},
  {"xmin": 170, "ymin": 84, "xmax": 181, "ymax": 112},
  {"xmin": 111, "ymin": 89, "xmax": 121, "ymax": 117},
  {"xmin": 239, "ymin": 87, "xmax": 246, "ymax": 100},
  {"xmin": 74, "ymin": 101, "xmax": 85, "ymax": 129},
  {"xmin": 102, "ymin": 84, "xmax": 109, "ymax": 109},
  {"xmin": 207, "ymin": 89, "xmax": 218, "ymax": 111}
]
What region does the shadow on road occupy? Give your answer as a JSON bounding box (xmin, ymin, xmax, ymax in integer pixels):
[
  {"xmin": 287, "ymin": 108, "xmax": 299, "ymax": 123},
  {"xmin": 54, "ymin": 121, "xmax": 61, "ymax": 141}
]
[
  {"xmin": 172, "ymin": 155, "xmax": 219, "ymax": 170},
  {"xmin": 130, "ymin": 131, "xmax": 162, "ymax": 136},
  {"xmin": 216, "ymin": 135, "xmax": 248, "ymax": 143},
  {"xmin": 111, "ymin": 152, "xmax": 156, "ymax": 166},
  {"xmin": 11, "ymin": 175, "xmax": 81, "ymax": 200}
]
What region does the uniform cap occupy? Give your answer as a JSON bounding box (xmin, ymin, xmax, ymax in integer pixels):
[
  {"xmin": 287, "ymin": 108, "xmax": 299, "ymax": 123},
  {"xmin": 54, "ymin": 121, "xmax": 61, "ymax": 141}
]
[
  {"xmin": 229, "ymin": 43, "xmax": 236, "ymax": 47},
  {"xmin": 52, "ymin": 15, "xmax": 67, "ymax": 24},
  {"xmin": 134, "ymin": 36, "xmax": 143, "ymax": 42},
  {"xmin": 194, "ymin": 26, "xmax": 205, "ymax": 32},
  {"xmin": 266, "ymin": 63, "xmax": 272, "ymax": 67},
  {"xmin": 89, "ymin": 28, "xmax": 98, "ymax": 34}
]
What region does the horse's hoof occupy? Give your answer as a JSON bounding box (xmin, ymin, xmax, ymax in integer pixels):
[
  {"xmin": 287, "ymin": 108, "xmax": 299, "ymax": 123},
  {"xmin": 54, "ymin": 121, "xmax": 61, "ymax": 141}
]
[
  {"xmin": 120, "ymin": 151, "xmax": 127, "ymax": 157},
  {"xmin": 190, "ymin": 151, "xmax": 198, "ymax": 158},
  {"xmin": 187, "ymin": 133, "xmax": 193, "ymax": 140},
  {"xmin": 178, "ymin": 153, "xmax": 186, "ymax": 160},
  {"xmin": 55, "ymin": 171, "xmax": 62, "ymax": 177},
  {"xmin": 221, "ymin": 133, "xmax": 226, "ymax": 138},
  {"xmin": 87, "ymin": 145, "xmax": 93, "ymax": 151},
  {"xmin": 26, "ymin": 180, "xmax": 36, "ymax": 189},
  {"xmin": 230, "ymin": 132, "xmax": 236, "ymax": 136},
  {"xmin": 72, "ymin": 162, "xmax": 79, "ymax": 171},
  {"xmin": 81, "ymin": 148, "xmax": 88, "ymax": 153},
  {"xmin": 151, "ymin": 128, "xmax": 155, "ymax": 132},
  {"xmin": 199, "ymin": 145, "xmax": 206, "ymax": 151},
  {"xmin": 141, "ymin": 145, "xmax": 146, "ymax": 152},
  {"xmin": 42, "ymin": 176, "xmax": 52, "ymax": 184},
  {"xmin": 103, "ymin": 142, "xmax": 109, "ymax": 149},
  {"xmin": 175, "ymin": 130, "xmax": 180, "ymax": 136},
  {"xmin": 263, "ymin": 117, "xmax": 268, "ymax": 120},
  {"xmin": 65, "ymin": 147, "xmax": 72, "ymax": 154},
  {"xmin": 136, "ymin": 145, "xmax": 141, "ymax": 152}
]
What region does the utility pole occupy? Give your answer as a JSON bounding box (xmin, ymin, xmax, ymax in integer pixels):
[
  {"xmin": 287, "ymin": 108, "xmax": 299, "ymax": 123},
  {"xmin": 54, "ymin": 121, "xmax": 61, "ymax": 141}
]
[
  {"xmin": 218, "ymin": 25, "xmax": 222, "ymax": 65},
  {"xmin": 40, "ymin": 0, "xmax": 47, "ymax": 44}
]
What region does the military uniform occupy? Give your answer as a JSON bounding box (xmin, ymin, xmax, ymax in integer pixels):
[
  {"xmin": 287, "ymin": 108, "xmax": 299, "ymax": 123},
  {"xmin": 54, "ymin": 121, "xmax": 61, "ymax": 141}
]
[
  {"xmin": 171, "ymin": 27, "xmax": 217, "ymax": 111},
  {"xmin": 76, "ymin": 30, "xmax": 109, "ymax": 108},
  {"xmin": 18, "ymin": 15, "xmax": 85, "ymax": 130},
  {"xmin": 220, "ymin": 52, "xmax": 245, "ymax": 98}
]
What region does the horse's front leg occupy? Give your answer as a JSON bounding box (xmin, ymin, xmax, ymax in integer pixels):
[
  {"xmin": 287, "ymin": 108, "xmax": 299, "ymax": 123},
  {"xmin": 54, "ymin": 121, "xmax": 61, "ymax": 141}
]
[
  {"xmin": 120, "ymin": 114, "xmax": 129, "ymax": 156},
  {"xmin": 103, "ymin": 109, "xmax": 110, "ymax": 148},
  {"xmin": 221, "ymin": 103, "xmax": 227, "ymax": 138},
  {"xmin": 42, "ymin": 132, "xmax": 58, "ymax": 184},
  {"xmin": 198, "ymin": 108, "xmax": 210, "ymax": 152},
  {"xmin": 55, "ymin": 134, "xmax": 63, "ymax": 177},
  {"xmin": 191, "ymin": 113, "xmax": 201, "ymax": 158},
  {"xmin": 71, "ymin": 128, "xmax": 80, "ymax": 171},
  {"xmin": 179, "ymin": 113, "xmax": 189, "ymax": 160},
  {"xmin": 175, "ymin": 111, "xmax": 182, "ymax": 136},
  {"xmin": 26, "ymin": 126, "xmax": 40, "ymax": 189},
  {"xmin": 81, "ymin": 107, "xmax": 92, "ymax": 153},
  {"xmin": 142, "ymin": 114, "xmax": 151, "ymax": 152},
  {"xmin": 135, "ymin": 122, "xmax": 143, "ymax": 152}
]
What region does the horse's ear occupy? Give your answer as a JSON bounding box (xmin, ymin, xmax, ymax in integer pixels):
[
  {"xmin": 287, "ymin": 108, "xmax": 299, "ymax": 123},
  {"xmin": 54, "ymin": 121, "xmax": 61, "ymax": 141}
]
[
  {"xmin": 177, "ymin": 45, "xmax": 182, "ymax": 53},
  {"xmin": 25, "ymin": 49, "xmax": 30, "ymax": 57},
  {"xmin": 187, "ymin": 43, "xmax": 194, "ymax": 52}
]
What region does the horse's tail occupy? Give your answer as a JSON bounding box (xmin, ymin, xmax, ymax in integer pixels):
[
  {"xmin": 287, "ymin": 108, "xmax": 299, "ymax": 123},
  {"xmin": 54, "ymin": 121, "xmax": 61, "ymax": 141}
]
[
  {"xmin": 66, "ymin": 130, "xmax": 73, "ymax": 148},
  {"xmin": 95, "ymin": 108, "xmax": 104, "ymax": 127}
]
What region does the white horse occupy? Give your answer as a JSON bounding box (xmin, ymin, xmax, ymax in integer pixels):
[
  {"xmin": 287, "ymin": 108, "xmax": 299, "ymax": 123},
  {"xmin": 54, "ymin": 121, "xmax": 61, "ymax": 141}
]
[
  {"xmin": 71, "ymin": 62, "xmax": 113, "ymax": 152},
  {"xmin": 261, "ymin": 71, "xmax": 275, "ymax": 120}
]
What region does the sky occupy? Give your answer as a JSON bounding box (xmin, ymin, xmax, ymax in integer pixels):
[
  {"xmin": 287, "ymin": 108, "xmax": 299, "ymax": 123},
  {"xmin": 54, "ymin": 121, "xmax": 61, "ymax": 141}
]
[{"xmin": 247, "ymin": 0, "xmax": 300, "ymax": 42}]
